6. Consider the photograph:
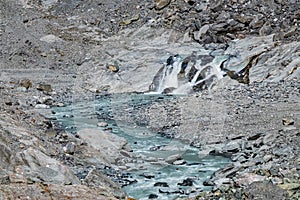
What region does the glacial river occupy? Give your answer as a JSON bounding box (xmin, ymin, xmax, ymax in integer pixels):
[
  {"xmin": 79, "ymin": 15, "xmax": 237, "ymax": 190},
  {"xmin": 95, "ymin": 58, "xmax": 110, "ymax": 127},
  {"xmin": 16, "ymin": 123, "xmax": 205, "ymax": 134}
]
[{"xmin": 50, "ymin": 93, "xmax": 230, "ymax": 199}]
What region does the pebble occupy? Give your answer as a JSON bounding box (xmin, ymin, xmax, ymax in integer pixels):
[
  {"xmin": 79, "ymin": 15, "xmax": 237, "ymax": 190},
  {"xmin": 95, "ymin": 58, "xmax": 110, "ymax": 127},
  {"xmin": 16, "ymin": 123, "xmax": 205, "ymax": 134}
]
[
  {"xmin": 97, "ymin": 122, "xmax": 108, "ymax": 127},
  {"xmin": 35, "ymin": 104, "xmax": 50, "ymax": 109},
  {"xmin": 155, "ymin": 0, "xmax": 171, "ymax": 10}
]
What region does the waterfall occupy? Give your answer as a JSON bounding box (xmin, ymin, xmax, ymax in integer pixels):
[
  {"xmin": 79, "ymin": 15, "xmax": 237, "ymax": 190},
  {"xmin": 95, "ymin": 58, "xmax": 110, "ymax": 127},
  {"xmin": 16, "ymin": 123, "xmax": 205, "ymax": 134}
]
[{"xmin": 149, "ymin": 53, "xmax": 229, "ymax": 94}]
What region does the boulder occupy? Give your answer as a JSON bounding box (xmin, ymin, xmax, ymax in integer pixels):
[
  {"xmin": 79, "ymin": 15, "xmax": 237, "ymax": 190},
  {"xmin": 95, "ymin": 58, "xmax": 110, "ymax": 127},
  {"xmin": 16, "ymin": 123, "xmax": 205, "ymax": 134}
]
[{"xmin": 77, "ymin": 128, "xmax": 130, "ymax": 164}]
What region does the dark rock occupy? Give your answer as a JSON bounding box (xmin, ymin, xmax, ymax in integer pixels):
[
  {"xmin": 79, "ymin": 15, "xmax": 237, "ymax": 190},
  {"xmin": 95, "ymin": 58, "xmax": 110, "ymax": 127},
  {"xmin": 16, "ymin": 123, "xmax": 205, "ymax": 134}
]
[
  {"xmin": 148, "ymin": 194, "xmax": 158, "ymax": 199},
  {"xmin": 247, "ymin": 133, "xmax": 264, "ymax": 141},
  {"xmin": 5, "ymin": 102, "xmax": 13, "ymax": 106},
  {"xmin": 154, "ymin": 182, "xmax": 169, "ymax": 187},
  {"xmin": 158, "ymin": 188, "xmax": 184, "ymax": 194},
  {"xmin": 178, "ymin": 178, "xmax": 193, "ymax": 186},
  {"xmin": 140, "ymin": 173, "xmax": 155, "ymax": 179}
]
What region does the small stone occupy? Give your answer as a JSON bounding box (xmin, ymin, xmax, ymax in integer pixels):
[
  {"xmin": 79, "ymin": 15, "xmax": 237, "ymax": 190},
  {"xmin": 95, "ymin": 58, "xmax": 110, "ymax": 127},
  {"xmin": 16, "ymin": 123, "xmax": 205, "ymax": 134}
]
[
  {"xmin": 263, "ymin": 155, "xmax": 273, "ymax": 162},
  {"xmin": 155, "ymin": 0, "xmax": 171, "ymax": 10},
  {"xmin": 120, "ymin": 15, "xmax": 139, "ymax": 26},
  {"xmin": 106, "ymin": 64, "xmax": 119, "ymax": 72},
  {"xmin": 165, "ymin": 154, "xmax": 182, "ymax": 164},
  {"xmin": 40, "ymin": 34, "xmax": 64, "ymax": 43},
  {"xmin": 97, "ymin": 122, "xmax": 108, "ymax": 127},
  {"xmin": 173, "ymin": 159, "xmax": 186, "ymax": 165},
  {"xmin": 35, "ymin": 104, "xmax": 50, "ymax": 109},
  {"xmin": 63, "ymin": 142, "xmax": 76, "ymax": 154},
  {"xmin": 19, "ymin": 79, "xmax": 32, "ymax": 90},
  {"xmin": 36, "ymin": 83, "xmax": 52, "ymax": 93},
  {"xmin": 282, "ymin": 118, "xmax": 294, "ymax": 126}
]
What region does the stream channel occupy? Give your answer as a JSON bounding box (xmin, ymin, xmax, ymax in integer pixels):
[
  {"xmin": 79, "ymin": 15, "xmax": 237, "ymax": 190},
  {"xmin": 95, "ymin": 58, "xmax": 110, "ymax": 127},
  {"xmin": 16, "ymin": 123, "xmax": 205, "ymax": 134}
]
[{"xmin": 50, "ymin": 93, "xmax": 230, "ymax": 199}]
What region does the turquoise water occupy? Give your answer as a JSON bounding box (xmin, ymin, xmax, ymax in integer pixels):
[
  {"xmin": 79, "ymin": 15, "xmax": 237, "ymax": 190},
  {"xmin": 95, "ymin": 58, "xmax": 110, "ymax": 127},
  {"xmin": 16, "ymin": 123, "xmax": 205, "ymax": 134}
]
[{"xmin": 50, "ymin": 93, "xmax": 230, "ymax": 199}]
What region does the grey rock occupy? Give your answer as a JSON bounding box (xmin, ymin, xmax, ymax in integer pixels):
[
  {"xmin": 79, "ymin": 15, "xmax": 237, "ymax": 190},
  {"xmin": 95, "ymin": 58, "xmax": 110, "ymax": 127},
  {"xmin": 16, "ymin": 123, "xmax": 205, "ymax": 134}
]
[
  {"xmin": 40, "ymin": 34, "xmax": 64, "ymax": 43},
  {"xmin": 83, "ymin": 169, "xmax": 126, "ymax": 199},
  {"xmin": 97, "ymin": 122, "xmax": 108, "ymax": 127},
  {"xmin": 222, "ymin": 140, "xmax": 240, "ymax": 153},
  {"xmin": 155, "ymin": 0, "xmax": 171, "ymax": 10},
  {"xmin": 36, "ymin": 83, "xmax": 52, "ymax": 93},
  {"xmin": 63, "ymin": 142, "xmax": 76, "ymax": 154},
  {"xmin": 17, "ymin": 147, "xmax": 80, "ymax": 185},
  {"xmin": 246, "ymin": 181, "xmax": 289, "ymax": 200},
  {"xmin": 77, "ymin": 128, "xmax": 130, "ymax": 164},
  {"xmin": 165, "ymin": 154, "xmax": 182, "ymax": 164}
]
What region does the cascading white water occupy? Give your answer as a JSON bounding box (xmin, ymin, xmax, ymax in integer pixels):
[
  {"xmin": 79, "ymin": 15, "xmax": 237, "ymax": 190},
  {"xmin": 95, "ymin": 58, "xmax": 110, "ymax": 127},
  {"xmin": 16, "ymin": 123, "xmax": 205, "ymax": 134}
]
[{"xmin": 150, "ymin": 53, "xmax": 229, "ymax": 94}]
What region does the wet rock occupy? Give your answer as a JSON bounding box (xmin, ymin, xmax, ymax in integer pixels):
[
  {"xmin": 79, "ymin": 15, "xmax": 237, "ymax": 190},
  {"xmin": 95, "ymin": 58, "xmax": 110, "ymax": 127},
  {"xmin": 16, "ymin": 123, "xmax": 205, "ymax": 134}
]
[
  {"xmin": 173, "ymin": 159, "xmax": 186, "ymax": 165},
  {"xmin": 154, "ymin": 182, "xmax": 169, "ymax": 187},
  {"xmin": 140, "ymin": 173, "xmax": 155, "ymax": 179},
  {"xmin": 149, "ymin": 193, "xmax": 158, "ymax": 199},
  {"xmin": 155, "ymin": 0, "xmax": 171, "ymax": 10},
  {"xmin": 158, "ymin": 188, "xmax": 184, "ymax": 194},
  {"xmin": 97, "ymin": 122, "xmax": 108, "ymax": 127},
  {"xmin": 165, "ymin": 154, "xmax": 182, "ymax": 164},
  {"xmin": 178, "ymin": 178, "xmax": 193, "ymax": 186}
]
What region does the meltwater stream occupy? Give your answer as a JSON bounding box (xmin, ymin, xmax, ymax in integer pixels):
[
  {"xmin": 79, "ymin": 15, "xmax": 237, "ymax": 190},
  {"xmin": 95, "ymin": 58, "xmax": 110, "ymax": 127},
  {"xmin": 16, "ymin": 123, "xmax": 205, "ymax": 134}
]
[{"xmin": 50, "ymin": 93, "xmax": 230, "ymax": 199}]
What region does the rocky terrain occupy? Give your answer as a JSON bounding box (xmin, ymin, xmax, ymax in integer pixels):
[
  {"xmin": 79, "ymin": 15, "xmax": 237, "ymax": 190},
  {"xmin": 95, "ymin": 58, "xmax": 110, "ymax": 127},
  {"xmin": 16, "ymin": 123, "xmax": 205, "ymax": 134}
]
[{"xmin": 1, "ymin": 0, "xmax": 299, "ymax": 199}]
